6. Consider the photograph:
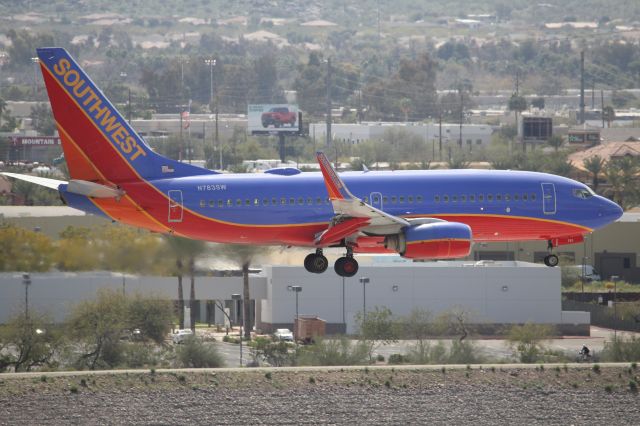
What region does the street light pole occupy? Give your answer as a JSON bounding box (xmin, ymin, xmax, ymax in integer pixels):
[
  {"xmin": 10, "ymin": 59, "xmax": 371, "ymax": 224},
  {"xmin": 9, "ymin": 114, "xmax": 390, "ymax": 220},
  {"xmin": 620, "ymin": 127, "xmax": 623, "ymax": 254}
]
[
  {"xmin": 290, "ymin": 286, "xmax": 302, "ymax": 340},
  {"xmin": 359, "ymin": 277, "xmax": 369, "ymax": 322},
  {"xmin": 31, "ymin": 57, "xmax": 39, "ymax": 98},
  {"xmin": 231, "ymin": 293, "xmax": 243, "ymax": 366},
  {"xmin": 342, "ymin": 276, "xmax": 346, "ymax": 332},
  {"xmin": 22, "ymin": 273, "xmax": 31, "ymax": 319},
  {"xmin": 205, "ymin": 58, "xmax": 217, "ymax": 169}
]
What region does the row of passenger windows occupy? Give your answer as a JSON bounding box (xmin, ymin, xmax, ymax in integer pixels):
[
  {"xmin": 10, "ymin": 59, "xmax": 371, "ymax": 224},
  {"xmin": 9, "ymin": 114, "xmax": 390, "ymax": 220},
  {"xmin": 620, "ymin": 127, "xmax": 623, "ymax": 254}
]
[
  {"xmin": 434, "ymin": 193, "xmax": 537, "ymax": 203},
  {"xmin": 198, "ymin": 195, "xmax": 425, "ymax": 208}
]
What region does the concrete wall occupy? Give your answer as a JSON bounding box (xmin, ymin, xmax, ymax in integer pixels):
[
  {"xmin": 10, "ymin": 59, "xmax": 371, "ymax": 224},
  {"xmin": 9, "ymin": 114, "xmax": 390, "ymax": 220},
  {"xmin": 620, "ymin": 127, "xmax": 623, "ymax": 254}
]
[{"xmin": 260, "ymin": 262, "xmax": 563, "ymax": 334}]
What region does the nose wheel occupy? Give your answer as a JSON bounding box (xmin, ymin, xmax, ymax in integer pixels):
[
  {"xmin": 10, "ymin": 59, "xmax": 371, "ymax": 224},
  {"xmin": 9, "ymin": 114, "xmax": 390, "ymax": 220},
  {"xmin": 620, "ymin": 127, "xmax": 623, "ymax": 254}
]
[
  {"xmin": 304, "ymin": 249, "xmax": 328, "ymax": 274},
  {"xmin": 544, "ymin": 239, "xmax": 559, "ymax": 267}
]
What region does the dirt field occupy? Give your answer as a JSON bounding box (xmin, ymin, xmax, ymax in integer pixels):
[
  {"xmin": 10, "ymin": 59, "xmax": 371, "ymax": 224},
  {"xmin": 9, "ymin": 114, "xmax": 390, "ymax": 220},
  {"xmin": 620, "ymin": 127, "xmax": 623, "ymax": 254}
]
[{"xmin": 1, "ymin": 364, "xmax": 639, "ymax": 425}]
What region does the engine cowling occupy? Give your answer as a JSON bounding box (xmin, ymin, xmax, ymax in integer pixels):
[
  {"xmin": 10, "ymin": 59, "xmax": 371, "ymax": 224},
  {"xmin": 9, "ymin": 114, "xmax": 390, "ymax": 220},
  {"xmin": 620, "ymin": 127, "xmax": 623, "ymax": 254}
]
[{"xmin": 384, "ymin": 222, "xmax": 472, "ymax": 259}]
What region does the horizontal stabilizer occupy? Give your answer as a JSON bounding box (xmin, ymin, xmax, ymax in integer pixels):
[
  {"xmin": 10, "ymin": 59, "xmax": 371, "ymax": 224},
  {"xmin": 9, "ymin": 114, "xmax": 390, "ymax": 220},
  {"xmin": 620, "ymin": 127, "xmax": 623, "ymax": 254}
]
[
  {"xmin": 1, "ymin": 172, "xmax": 66, "ymax": 190},
  {"xmin": 67, "ymin": 180, "xmax": 125, "ymax": 199}
]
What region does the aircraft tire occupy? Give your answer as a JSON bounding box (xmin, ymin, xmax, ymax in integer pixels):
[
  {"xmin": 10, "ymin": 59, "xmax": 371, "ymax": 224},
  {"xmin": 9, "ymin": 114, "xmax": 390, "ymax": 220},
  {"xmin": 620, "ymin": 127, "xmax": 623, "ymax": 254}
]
[
  {"xmin": 334, "ymin": 256, "xmax": 358, "ymax": 277},
  {"xmin": 544, "ymin": 254, "xmax": 559, "ymax": 267},
  {"xmin": 305, "ymin": 253, "xmax": 328, "ymax": 273}
]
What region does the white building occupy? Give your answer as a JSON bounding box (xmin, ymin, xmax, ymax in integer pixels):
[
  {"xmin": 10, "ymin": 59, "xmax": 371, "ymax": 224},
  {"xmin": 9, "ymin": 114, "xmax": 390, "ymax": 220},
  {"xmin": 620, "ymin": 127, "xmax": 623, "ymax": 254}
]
[
  {"xmin": 0, "ymin": 262, "xmax": 589, "ymax": 335},
  {"xmin": 309, "ymin": 122, "xmax": 496, "ymax": 151}
]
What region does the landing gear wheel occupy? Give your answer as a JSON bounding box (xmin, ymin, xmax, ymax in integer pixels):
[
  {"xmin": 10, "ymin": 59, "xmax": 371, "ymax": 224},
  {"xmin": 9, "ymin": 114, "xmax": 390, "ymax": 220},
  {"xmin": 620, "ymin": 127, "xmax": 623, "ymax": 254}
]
[
  {"xmin": 544, "ymin": 254, "xmax": 559, "ymax": 267},
  {"xmin": 304, "ymin": 253, "xmax": 328, "ymax": 273},
  {"xmin": 334, "ymin": 256, "xmax": 359, "ymax": 277}
]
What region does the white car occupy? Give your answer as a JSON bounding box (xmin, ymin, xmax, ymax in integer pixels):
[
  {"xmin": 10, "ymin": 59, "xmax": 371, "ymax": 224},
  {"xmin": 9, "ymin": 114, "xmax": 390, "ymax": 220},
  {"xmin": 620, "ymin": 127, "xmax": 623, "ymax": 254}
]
[
  {"xmin": 172, "ymin": 329, "xmax": 194, "ymax": 344},
  {"xmin": 274, "ymin": 328, "xmax": 294, "ymax": 342}
]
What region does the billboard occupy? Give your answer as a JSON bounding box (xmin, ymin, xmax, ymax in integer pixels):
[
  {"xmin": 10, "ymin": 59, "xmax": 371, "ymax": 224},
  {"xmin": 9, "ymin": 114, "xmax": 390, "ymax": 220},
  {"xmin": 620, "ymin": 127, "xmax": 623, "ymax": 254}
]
[
  {"xmin": 248, "ymin": 104, "xmax": 300, "ymax": 134},
  {"xmin": 522, "ymin": 117, "xmax": 552, "ymax": 142}
]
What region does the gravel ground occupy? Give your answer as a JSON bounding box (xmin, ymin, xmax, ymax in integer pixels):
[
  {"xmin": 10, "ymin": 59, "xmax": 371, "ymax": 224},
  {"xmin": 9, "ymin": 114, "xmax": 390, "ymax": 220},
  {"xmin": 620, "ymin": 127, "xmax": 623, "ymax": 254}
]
[{"xmin": 1, "ymin": 366, "xmax": 639, "ymax": 425}]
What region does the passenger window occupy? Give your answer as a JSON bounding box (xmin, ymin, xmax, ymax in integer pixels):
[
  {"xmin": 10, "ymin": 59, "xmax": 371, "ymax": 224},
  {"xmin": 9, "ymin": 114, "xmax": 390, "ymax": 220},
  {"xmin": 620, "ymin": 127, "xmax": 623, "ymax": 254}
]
[
  {"xmin": 199, "ymin": 200, "xmax": 205, "ymax": 208},
  {"xmin": 218, "ymin": 200, "xmax": 223, "ymax": 207},
  {"xmin": 523, "ymin": 194, "xmax": 528, "ymax": 201},
  {"xmin": 227, "ymin": 199, "xmax": 232, "ymax": 206},
  {"xmin": 307, "ymin": 197, "xmax": 313, "ymax": 205},
  {"xmin": 514, "ymin": 194, "xmax": 519, "ymax": 201},
  {"xmin": 280, "ymin": 197, "xmax": 286, "ymax": 205},
  {"xmin": 416, "ymin": 196, "xmax": 423, "ymax": 203},
  {"xmin": 245, "ymin": 199, "xmax": 251, "ymax": 206},
  {"xmin": 316, "ymin": 197, "xmax": 323, "ymax": 205},
  {"xmin": 298, "ymin": 197, "xmax": 304, "ymax": 205},
  {"xmin": 408, "ymin": 196, "xmax": 413, "ymax": 204},
  {"xmin": 487, "ymin": 195, "xmax": 493, "ymax": 201},
  {"xmin": 531, "ymin": 193, "xmax": 536, "ymax": 201},
  {"xmin": 373, "ymin": 195, "xmax": 380, "ymax": 203},
  {"xmin": 435, "ymin": 195, "xmax": 440, "ymax": 203},
  {"xmin": 469, "ymin": 195, "xmax": 475, "ymax": 202},
  {"xmin": 504, "ymin": 194, "xmax": 510, "ymax": 202},
  {"xmin": 289, "ymin": 198, "xmax": 295, "ymax": 205},
  {"xmin": 391, "ymin": 196, "xmax": 397, "ymax": 204},
  {"xmin": 443, "ymin": 195, "xmax": 449, "ymax": 202},
  {"xmin": 236, "ymin": 199, "xmax": 242, "ymax": 206},
  {"xmin": 496, "ymin": 194, "xmax": 502, "ymax": 201},
  {"xmin": 478, "ymin": 194, "xmax": 484, "ymax": 202},
  {"xmin": 383, "ymin": 196, "xmax": 388, "ymax": 203},
  {"xmin": 254, "ymin": 198, "xmax": 259, "ymax": 206},
  {"xmin": 209, "ymin": 200, "xmax": 215, "ymax": 207},
  {"xmin": 460, "ymin": 195, "xmax": 466, "ymax": 202},
  {"xmin": 263, "ymin": 199, "xmax": 269, "ymax": 205},
  {"xmin": 452, "ymin": 195, "xmax": 458, "ymax": 202},
  {"xmin": 271, "ymin": 198, "xmax": 277, "ymax": 205}
]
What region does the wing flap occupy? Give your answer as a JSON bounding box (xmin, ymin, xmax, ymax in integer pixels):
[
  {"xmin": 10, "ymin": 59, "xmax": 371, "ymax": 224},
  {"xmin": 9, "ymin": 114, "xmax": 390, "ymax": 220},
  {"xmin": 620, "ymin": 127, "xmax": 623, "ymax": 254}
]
[{"xmin": 315, "ymin": 217, "xmax": 370, "ymax": 246}]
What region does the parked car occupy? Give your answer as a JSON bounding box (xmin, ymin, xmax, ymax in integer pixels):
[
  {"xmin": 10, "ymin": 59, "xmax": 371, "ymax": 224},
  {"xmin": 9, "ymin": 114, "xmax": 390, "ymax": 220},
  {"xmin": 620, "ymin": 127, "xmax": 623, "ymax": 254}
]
[
  {"xmin": 172, "ymin": 329, "xmax": 194, "ymax": 344},
  {"xmin": 569, "ymin": 265, "xmax": 601, "ymax": 281},
  {"xmin": 261, "ymin": 107, "xmax": 297, "ymax": 128},
  {"xmin": 274, "ymin": 328, "xmax": 294, "ymax": 342}
]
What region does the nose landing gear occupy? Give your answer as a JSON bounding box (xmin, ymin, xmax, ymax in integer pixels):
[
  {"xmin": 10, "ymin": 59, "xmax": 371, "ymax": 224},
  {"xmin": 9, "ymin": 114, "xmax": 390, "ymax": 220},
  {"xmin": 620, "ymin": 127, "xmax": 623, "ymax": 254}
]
[{"xmin": 544, "ymin": 239, "xmax": 559, "ymax": 267}]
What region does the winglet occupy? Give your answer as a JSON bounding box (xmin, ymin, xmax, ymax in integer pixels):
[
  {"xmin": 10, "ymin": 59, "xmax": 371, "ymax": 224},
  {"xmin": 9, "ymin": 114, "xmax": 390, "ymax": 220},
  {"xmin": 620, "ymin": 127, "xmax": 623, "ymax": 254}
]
[{"xmin": 316, "ymin": 152, "xmax": 356, "ymax": 201}]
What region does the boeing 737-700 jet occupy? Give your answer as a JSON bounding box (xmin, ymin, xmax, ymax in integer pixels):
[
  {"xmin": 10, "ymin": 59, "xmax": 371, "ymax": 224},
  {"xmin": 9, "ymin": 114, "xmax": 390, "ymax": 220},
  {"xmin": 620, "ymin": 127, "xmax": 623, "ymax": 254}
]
[{"xmin": 2, "ymin": 48, "xmax": 624, "ymax": 277}]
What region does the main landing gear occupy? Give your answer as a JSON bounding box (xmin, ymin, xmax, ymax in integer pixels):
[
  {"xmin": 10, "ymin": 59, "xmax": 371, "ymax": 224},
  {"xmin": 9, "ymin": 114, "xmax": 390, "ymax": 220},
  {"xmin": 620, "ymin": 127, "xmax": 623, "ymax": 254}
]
[
  {"xmin": 304, "ymin": 248, "xmax": 359, "ymax": 277},
  {"xmin": 544, "ymin": 239, "xmax": 559, "ymax": 267},
  {"xmin": 333, "ymin": 247, "xmax": 359, "ymax": 278},
  {"xmin": 304, "ymin": 249, "xmax": 328, "ymax": 274}
]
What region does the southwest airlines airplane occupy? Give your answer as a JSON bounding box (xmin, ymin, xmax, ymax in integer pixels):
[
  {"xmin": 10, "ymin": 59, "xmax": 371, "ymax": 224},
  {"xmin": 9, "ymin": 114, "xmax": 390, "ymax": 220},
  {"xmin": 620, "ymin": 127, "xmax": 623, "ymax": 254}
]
[{"xmin": 2, "ymin": 48, "xmax": 624, "ymax": 277}]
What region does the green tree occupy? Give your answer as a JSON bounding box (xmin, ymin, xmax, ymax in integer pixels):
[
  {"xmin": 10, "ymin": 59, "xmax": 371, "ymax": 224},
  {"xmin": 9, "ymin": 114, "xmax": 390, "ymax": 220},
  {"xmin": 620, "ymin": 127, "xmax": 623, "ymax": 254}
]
[
  {"xmin": 507, "ymin": 322, "xmax": 554, "ymax": 363},
  {"xmin": 127, "ymin": 293, "xmax": 174, "ymax": 344},
  {"xmin": 355, "ymin": 306, "xmax": 399, "ymax": 361},
  {"xmin": 66, "ymin": 289, "xmax": 128, "ymax": 370},
  {"xmin": 604, "ymin": 156, "xmax": 640, "ymax": 210},
  {"xmin": 0, "ymin": 225, "xmax": 53, "ymax": 272},
  {"xmin": 547, "ymin": 134, "xmax": 564, "ymax": 152},
  {"xmin": 583, "ymin": 155, "xmax": 606, "ymax": 192},
  {"xmin": 177, "ymin": 337, "xmax": 225, "ymax": 368},
  {"xmin": 0, "ymin": 312, "xmax": 60, "ymax": 372},
  {"xmin": 602, "ymin": 106, "xmax": 616, "ymax": 128}
]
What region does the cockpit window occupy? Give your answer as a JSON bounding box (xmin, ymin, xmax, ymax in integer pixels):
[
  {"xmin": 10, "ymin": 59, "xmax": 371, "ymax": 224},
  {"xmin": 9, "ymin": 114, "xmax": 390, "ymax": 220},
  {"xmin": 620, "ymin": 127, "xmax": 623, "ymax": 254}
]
[{"xmin": 573, "ymin": 188, "xmax": 594, "ymax": 199}]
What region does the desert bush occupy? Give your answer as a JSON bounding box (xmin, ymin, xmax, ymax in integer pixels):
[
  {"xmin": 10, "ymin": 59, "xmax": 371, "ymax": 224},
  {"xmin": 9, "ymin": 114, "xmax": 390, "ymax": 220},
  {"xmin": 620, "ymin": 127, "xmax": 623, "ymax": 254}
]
[
  {"xmin": 176, "ymin": 337, "xmax": 224, "ymax": 368},
  {"xmin": 388, "ymin": 353, "xmax": 409, "ymax": 364},
  {"xmin": 601, "ymin": 336, "xmax": 640, "ymax": 362},
  {"xmin": 507, "ymin": 323, "xmax": 554, "ymax": 363},
  {"xmin": 121, "ymin": 343, "xmax": 159, "ymax": 368},
  {"xmin": 250, "ymin": 337, "xmax": 294, "ymax": 367},
  {"xmin": 297, "ymin": 337, "xmax": 370, "ymax": 366}
]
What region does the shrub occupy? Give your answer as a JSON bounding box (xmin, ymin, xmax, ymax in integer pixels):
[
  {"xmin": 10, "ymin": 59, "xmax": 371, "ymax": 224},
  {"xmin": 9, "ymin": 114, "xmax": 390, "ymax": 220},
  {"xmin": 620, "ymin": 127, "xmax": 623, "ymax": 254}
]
[
  {"xmin": 601, "ymin": 336, "xmax": 640, "ymax": 362},
  {"xmin": 629, "ymin": 380, "xmax": 638, "ymax": 393},
  {"xmin": 592, "ymin": 364, "xmax": 601, "ymax": 374},
  {"xmin": 122, "ymin": 343, "xmax": 158, "ymax": 368},
  {"xmin": 449, "ymin": 340, "xmax": 483, "ymax": 364},
  {"xmin": 376, "ymin": 354, "xmax": 385, "ymax": 362},
  {"xmin": 388, "ymin": 354, "xmax": 408, "ymax": 364},
  {"xmin": 177, "ymin": 337, "xmax": 224, "ymax": 368},
  {"xmin": 297, "ymin": 337, "xmax": 369, "ymax": 366},
  {"xmin": 507, "ymin": 323, "xmax": 554, "ymax": 363},
  {"xmin": 265, "ymin": 372, "xmax": 272, "ymax": 380}
]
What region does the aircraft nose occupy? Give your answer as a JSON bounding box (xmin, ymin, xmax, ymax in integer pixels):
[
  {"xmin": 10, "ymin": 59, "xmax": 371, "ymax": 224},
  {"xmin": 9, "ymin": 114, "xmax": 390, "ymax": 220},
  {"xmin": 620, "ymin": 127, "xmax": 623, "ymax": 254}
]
[{"xmin": 600, "ymin": 197, "xmax": 623, "ymax": 223}]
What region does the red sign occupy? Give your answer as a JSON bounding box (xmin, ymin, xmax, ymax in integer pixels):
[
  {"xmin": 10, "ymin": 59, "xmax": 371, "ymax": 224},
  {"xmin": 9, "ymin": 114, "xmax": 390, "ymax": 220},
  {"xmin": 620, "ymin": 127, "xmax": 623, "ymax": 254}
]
[{"xmin": 10, "ymin": 136, "xmax": 61, "ymax": 147}]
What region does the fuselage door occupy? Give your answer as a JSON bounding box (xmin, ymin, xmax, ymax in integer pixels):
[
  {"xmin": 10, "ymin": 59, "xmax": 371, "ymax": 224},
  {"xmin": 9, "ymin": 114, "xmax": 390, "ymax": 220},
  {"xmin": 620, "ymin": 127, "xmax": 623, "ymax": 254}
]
[
  {"xmin": 168, "ymin": 190, "xmax": 184, "ymax": 223},
  {"xmin": 541, "ymin": 183, "xmax": 556, "ymax": 215},
  {"xmin": 369, "ymin": 192, "xmax": 383, "ymax": 210}
]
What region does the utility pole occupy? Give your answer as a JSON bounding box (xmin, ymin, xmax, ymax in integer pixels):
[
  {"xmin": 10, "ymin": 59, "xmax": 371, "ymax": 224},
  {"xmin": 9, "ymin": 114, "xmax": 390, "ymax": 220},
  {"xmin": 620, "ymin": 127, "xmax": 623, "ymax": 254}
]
[
  {"xmin": 205, "ymin": 58, "xmax": 217, "ymax": 168},
  {"xmin": 580, "ymin": 50, "xmax": 585, "ymax": 125},
  {"xmin": 438, "ymin": 112, "xmax": 443, "ymax": 161},
  {"xmin": 601, "ymin": 90, "xmax": 605, "ymax": 128},
  {"xmin": 326, "ymin": 58, "xmax": 332, "ymax": 152},
  {"xmin": 459, "ymin": 88, "xmax": 463, "ymax": 149}
]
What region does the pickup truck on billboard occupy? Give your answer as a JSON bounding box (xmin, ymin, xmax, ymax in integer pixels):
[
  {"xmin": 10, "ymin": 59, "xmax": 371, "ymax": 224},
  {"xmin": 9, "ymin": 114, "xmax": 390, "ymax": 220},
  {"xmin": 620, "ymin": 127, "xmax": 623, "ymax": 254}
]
[
  {"xmin": 261, "ymin": 106, "xmax": 297, "ymax": 128},
  {"xmin": 248, "ymin": 104, "xmax": 300, "ymax": 134}
]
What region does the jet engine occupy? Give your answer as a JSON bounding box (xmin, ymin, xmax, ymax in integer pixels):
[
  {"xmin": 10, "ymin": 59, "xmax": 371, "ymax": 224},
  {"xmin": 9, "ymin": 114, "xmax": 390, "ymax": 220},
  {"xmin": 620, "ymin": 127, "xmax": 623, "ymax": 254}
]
[{"xmin": 384, "ymin": 222, "xmax": 472, "ymax": 259}]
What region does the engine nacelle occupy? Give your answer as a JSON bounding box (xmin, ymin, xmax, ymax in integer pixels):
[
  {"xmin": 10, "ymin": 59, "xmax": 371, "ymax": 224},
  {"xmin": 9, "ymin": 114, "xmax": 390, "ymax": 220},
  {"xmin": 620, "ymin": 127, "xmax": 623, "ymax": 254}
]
[{"xmin": 384, "ymin": 222, "xmax": 472, "ymax": 259}]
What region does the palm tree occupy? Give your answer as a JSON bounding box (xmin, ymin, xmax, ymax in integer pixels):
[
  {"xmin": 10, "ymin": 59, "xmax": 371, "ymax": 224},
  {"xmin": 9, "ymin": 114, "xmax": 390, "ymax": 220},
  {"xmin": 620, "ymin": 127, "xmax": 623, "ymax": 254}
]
[
  {"xmin": 583, "ymin": 155, "xmax": 605, "ymax": 192},
  {"xmin": 604, "ymin": 156, "xmax": 640, "ymax": 209},
  {"xmin": 218, "ymin": 244, "xmax": 273, "ymax": 339},
  {"xmin": 166, "ymin": 236, "xmax": 206, "ymax": 331}
]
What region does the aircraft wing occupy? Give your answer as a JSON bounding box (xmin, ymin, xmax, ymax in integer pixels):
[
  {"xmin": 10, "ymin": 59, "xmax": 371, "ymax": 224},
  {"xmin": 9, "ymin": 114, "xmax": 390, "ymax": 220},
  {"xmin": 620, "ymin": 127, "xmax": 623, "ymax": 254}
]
[
  {"xmin": 315, "ymin": 152, "xmax": 411, "ymax": 245},
  {"xmin": 1, "ymin": 172, "xmax": 67, "ymax": 189}
]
